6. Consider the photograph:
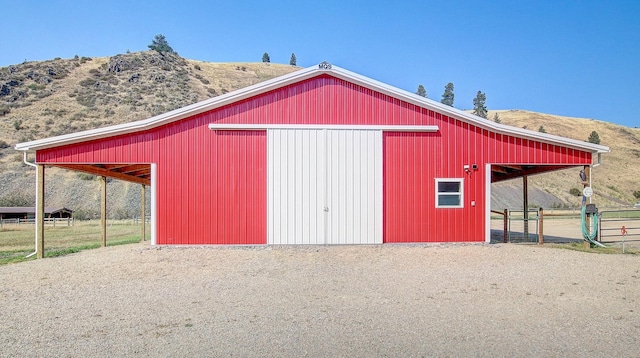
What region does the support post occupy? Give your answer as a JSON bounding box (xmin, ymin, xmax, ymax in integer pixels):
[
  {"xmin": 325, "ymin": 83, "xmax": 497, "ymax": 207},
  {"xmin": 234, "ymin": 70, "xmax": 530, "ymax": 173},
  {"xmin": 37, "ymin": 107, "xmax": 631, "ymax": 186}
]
[
  {"xmin": 36, "ymin": 165, "xmax": 45, "ymax": 259},
  {"xmin": 523, "ymin": 175, "xmax": 529, "ymax": 240},
  {"xmin": 538, "ymin": 208, "xmax": 544, "ymax": 245},
  {"xmin": 100, "ymin": 176, "xmax": 107, "ymax": 247},
  {"xmin": 503, "ymin": 209, "xmax": 508, "ymax": 243},
  {"xmin": 141, "ymin": 184, "xmax": 146, "ymax": 242}
]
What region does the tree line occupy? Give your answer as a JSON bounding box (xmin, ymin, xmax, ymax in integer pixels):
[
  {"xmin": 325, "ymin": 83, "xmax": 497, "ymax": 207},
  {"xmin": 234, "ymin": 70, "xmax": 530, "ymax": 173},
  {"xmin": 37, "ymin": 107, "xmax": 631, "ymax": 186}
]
[
  {"xmin": 415, "ymin": 81, "xmax": 601, "ymax": 144},
  {"xmin": 415, "ymin": 82, "xmax": 487, "ymax": 118}
]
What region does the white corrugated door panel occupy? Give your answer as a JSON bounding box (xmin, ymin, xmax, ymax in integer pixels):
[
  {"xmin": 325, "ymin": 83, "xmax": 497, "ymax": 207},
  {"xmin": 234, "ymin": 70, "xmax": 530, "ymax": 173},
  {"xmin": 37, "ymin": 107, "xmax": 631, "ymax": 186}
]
[
  {"xmin": 267, "ymin": 129, "xmax": 325, "ymax": 244},
  {"xmin": 326, "ymin": 130, "xmax": 383, "ymax": 244}
]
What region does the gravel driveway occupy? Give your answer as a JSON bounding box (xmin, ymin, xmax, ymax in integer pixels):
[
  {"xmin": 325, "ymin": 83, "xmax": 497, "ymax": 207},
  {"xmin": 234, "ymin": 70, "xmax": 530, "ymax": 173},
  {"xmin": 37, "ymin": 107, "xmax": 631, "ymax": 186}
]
[{"xmin": 1, "ymin": 243, "xmax": 638, "ymax": 357}]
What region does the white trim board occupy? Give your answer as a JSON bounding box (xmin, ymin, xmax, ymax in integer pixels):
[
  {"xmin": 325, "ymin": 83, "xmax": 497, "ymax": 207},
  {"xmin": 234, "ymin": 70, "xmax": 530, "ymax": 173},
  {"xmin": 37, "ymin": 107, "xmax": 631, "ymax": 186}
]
[{"xmin": 209, "ymin": 124, "xmax": 439, "ymax": 132}]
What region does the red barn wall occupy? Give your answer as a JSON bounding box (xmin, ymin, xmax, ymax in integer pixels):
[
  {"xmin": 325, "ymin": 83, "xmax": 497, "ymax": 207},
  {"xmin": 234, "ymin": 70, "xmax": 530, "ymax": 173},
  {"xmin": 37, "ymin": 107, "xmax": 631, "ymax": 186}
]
[{"xmin": 36, "ymin": 75, "xmax": 593, "ymax": 244}]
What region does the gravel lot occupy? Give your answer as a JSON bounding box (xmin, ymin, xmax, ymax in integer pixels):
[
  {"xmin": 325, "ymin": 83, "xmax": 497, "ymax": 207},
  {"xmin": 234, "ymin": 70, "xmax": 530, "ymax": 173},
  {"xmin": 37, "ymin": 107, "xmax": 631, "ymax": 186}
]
[{"xmin": 1, "ymin": 242, "xmax": 638, "ymax": 357}]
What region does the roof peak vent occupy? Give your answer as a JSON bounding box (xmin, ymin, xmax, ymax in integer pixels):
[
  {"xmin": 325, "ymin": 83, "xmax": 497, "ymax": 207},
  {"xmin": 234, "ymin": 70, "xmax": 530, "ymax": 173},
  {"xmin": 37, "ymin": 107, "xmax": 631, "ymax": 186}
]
[{"xmin": 318, "ymin": 61, "xmax": 332, "ymax": 69}]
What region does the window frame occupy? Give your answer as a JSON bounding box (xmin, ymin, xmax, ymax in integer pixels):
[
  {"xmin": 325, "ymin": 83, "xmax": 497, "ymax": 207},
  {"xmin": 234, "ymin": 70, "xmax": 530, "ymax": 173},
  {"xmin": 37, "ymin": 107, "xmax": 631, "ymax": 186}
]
[{"xmin": 435, "ymin": 178, "xmax": 464, "ymax": 208}]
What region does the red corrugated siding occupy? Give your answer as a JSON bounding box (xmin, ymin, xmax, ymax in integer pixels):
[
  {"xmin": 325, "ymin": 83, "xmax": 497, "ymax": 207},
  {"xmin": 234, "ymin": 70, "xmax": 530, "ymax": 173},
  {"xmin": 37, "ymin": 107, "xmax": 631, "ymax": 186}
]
[
  {"xmin": 36, "ymin": 75, "xmax": 593, "ymax": 244},
  {"xmin": 383, "ymin": 114, "xmax": 592, "ymax": 243}
]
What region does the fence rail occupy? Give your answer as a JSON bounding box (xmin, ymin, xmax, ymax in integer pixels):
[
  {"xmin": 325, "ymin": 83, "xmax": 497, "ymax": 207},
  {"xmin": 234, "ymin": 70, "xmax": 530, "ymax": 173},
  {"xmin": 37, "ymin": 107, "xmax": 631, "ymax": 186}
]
[
  {"xmin": 506, "ymin": 209, "xmax": 540, "ymax": 243},
  {"xmin": 0, "ymin": 217, "xmax": 74, "ymax": 228},
  {"xmin": 494, "ymin": 207, "xmax": 640, "ymax": 245},
  {"xmin": 598, "ymin": 210, "xmax": 640, "ymax": 242}
]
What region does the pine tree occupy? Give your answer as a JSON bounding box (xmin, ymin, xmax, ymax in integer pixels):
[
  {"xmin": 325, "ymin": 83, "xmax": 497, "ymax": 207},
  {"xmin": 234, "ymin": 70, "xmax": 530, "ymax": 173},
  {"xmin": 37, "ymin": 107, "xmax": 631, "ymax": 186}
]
[
  {"xmin": 472, "ymin": 91, "xmax": 487, "ymax": 119},
  {"xmin": 416, "ymin": 84, "xmax": 427, "ymax": 97},
  {"xmin": 587, "ymin": 130, "xmax": 601, "ymax": 144},
  {"xmin": 289, "ymin": 53, "xmax": 297, "ymax": 66},
  {"xmin": 493, "ymin": 113, "xmax": 501, "ymax": 123},
  {"xmin": 262, "ymin": 52, "xmax": 271, "ymax": 63},
  {"xmin": 441, "ymin": 82, "xmax": 454, "ymax": 107},
  {"xmin": 148, "ymin": 34, "xmax": 177, "ymax": 55},
  {"xmin": 538, "ymin": 125, "xmax": 547, "ymax": 133}
]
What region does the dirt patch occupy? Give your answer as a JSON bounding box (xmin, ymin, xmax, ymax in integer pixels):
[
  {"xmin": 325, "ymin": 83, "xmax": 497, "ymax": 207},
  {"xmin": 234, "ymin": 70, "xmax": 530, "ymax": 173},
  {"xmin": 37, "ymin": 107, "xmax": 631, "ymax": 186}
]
[{"xmin": 0, "ymin": 243, "xmax": 638, "ymax": 356}]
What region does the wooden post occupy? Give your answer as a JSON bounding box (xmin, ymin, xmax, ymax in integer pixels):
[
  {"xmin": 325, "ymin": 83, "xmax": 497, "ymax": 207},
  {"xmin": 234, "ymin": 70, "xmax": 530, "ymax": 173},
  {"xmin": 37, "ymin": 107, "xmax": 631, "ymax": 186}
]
[
  {"xmin": 100, "ymin": 176, "xmax": 107, "ymax": 247},
  {"xmin": 503, "ymin": 209, "xmax": 508, "ymax": 243},
  {"xmin": 523, "ymin": 175, "xmax": 529, "ymax": 240},
  {"xmin": 538, "ymin": 208, "xmax": 544, "ymax": 245},
  {"xmin": 36, "ymin": 165, "xmax": 45, "ymax": 259},
  {"xmin": 141, "ymin": 184, "xmax": 146, "ymax": 242}
]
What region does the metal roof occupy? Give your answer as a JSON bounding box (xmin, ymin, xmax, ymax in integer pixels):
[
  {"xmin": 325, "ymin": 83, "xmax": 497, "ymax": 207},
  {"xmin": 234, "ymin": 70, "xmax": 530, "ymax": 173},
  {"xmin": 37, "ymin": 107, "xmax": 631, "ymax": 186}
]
[{"xmin": 14, "ymin": 63, "xmax": 610, "ymax": 154}]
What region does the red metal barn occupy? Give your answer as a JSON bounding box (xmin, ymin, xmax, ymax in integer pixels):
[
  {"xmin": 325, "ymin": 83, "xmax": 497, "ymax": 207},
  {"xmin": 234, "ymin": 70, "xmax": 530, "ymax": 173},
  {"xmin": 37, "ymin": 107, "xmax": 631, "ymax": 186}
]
[{"xmin": 16, "ymin": 63, "xmax": 609, "ymax": 245}]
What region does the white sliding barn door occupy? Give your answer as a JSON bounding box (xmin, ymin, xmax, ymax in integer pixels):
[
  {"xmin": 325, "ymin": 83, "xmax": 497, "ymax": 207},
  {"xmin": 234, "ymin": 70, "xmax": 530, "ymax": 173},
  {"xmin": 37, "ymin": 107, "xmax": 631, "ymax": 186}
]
[{"xmin": 267, "ymin": 129, "xmax": 382, "ymax": 245}]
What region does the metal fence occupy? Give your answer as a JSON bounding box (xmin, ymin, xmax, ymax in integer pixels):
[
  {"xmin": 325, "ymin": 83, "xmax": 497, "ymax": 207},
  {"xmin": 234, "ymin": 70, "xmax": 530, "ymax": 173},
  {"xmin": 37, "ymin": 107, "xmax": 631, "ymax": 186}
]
[
  {"xmin": 598, "ymin": 210, "xmax": 640, "ymax": 243},
  {"xmin": 507, "ymin": 209, "xmax": 540, "ymax": 243}
]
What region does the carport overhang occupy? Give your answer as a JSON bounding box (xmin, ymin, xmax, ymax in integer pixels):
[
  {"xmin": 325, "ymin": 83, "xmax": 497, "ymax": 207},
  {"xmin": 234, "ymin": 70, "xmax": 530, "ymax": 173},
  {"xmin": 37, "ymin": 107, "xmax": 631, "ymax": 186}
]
[
  {"xmin": 492, "ymin": 164, "xmax": 577, "ymax": 183},
  {"xmin": 52, "ymin": 163, "xmax": 151, "ymax": 186},
  {"xmin": 18, "ymin": 152, "xmax": 153, "ymax": 259}
]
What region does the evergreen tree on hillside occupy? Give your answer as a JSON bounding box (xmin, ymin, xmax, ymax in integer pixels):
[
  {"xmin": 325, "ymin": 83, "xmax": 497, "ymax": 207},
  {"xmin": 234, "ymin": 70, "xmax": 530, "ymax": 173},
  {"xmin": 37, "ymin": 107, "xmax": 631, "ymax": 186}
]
[
  {"xmin": 538, "ymin": 125, "xmax": 547, "ymax": 133},
  {"xmin": 472, "ymin": 90, "xmax": 488, "ymax": 119},
  {"xmin": 416, "ymin": 84, "xmax": 427, "ymax": 97},
  {"xmin": 493, "ymin": 112, "xmax": 501, "ymax": 123},
  {"xmin": 588, "ymin": 130, "xmax": 601, "ymax": 144},
  {"xmin": 441, "ymin": 82, "xmax": 454, "ymax": 107},
  {"xmin": 262, "ymin": 52, "xmax": 271, "ymax": 63},
  {"xmin": 290, "ymin": 53, "xmax": 297, "ymax": 66},
  {"xmin": 148, "ymin": 34, "xmax": 177, "ymax": 55}
]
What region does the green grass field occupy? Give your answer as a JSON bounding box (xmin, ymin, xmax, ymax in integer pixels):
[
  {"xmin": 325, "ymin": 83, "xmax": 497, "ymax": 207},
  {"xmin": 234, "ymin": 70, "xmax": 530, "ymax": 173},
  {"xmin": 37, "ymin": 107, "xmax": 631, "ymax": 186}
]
[{"xmin": 0, "ymin": 220, "xmax": 147, "ymax": 265}]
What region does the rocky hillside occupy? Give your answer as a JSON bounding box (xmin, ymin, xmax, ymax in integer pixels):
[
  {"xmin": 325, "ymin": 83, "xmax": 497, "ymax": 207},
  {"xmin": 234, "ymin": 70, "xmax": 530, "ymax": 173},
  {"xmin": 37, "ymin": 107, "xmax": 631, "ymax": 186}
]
[
  {"xmin": 0, "ymin": 52, "xmax": 638, "ymax": 218},
  {"xmin": 0, "ymin": 51, "xmax": 299, "ymax": 218}
]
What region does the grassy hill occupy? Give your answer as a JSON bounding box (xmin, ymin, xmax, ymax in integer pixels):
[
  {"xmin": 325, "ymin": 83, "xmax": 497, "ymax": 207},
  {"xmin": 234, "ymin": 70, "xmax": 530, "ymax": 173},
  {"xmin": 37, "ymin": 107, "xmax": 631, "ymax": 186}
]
[
  {"xmin": 489, "ymin": 110, "xmax": 640, "ymax": 209},
  {"xmin": 0, "ymin": 51, "xmax": 638, "ymax": 217}
]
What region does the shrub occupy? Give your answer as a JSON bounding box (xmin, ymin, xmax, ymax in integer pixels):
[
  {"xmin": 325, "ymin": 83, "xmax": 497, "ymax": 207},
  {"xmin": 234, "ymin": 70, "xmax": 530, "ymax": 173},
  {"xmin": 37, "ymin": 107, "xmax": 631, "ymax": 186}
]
[
  {"xmin": 76, "ymin": 173, "xmax": 96, "ymax": 181},
  {"xmin": 0, "ymin": 140, "xmax": 10, "ymax": 149},
  {"xmin": 28, "ymin": 84, "xmax": 46, "ymax": 91},
  {"xmin": 633, "ymin": 190, "xmax": 640, "ymax": 199},
  {"xmin": 0, "ymin": 106, "xmax": 10, "ymax": 116},
  {"xmin": 72, "ymin": 208, "xmax": 96, "ymax": 220},
  {"xmin": 76, "ymin": 94, "xmax": 96, "ymax": 107},
  {"xmin": 569, "ymin": 188, "xmax": 582, "ymax": 196},
  {"xmin": 13, "ymin": 119, "xmax": 23, "ymax": 130},
  {"xmin": 80, "ymin": 78, "xmax": 97, "ymax": 87},
  {"xmin": 0, "ymin": 192, "xmax": 33, "ymax": 206}
]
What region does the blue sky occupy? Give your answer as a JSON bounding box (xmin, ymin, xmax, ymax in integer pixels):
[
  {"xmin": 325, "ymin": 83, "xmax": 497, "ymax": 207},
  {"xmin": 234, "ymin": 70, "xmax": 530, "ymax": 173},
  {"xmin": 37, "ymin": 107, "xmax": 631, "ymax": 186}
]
[{"xmin": 2, "ymin": 0, "xmax": 639, "ymax": 128}]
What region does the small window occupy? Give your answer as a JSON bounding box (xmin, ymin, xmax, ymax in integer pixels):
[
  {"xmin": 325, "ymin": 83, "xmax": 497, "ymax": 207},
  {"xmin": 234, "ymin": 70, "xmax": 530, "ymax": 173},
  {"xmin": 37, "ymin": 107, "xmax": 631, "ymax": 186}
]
[{"xmin": 436, "ymin": 179, "xmax": 463, "ymax": 208}]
